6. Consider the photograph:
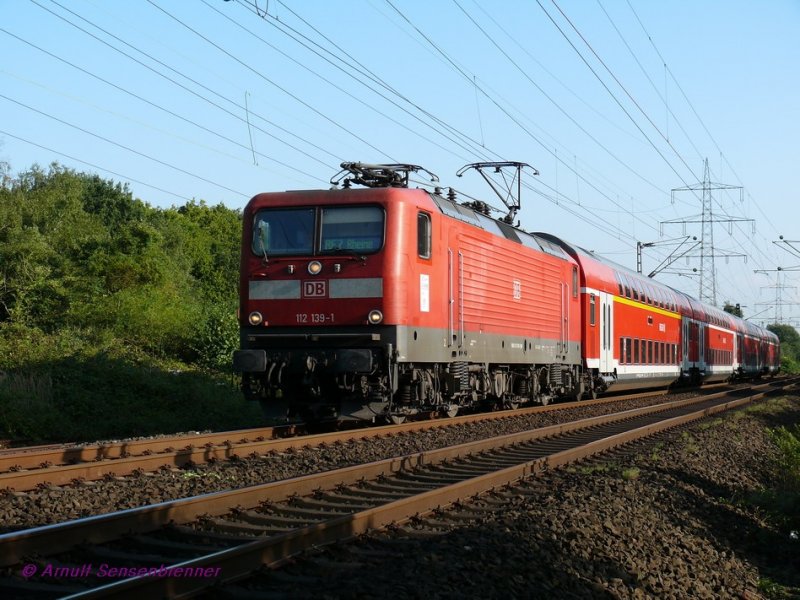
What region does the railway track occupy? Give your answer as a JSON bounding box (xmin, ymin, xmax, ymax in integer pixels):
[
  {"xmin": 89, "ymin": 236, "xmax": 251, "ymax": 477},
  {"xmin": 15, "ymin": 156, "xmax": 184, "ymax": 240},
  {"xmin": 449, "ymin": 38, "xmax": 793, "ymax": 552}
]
[
  {"xmin": 0, "ymin": 385, "xmax": 736, "ymax": 492},
  {"xmin": 0, "ymin": 378, "xmax": 793, "ymax": 599}
]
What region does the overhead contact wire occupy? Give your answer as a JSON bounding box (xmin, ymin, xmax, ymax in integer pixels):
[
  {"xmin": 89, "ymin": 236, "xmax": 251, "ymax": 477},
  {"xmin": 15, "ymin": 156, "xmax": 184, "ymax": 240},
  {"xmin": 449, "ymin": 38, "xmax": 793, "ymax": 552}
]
[
  {"xmin": 144, "ymin": 0, "xmax": 396, "ymax": 162},
  {"xmin": 0, "ymin": 93, "xmax": 249, "ymax": 198},
  {"xmin": 0, "ymin": 129, "xmax": 192, "ymax": 201},
  {"xmin": 0, "ymin": 28, "xmax": 321, "ymax": 183},
  {"xmin": 33, "ymin": 0, "xmax": 336, "ymax": 169}
]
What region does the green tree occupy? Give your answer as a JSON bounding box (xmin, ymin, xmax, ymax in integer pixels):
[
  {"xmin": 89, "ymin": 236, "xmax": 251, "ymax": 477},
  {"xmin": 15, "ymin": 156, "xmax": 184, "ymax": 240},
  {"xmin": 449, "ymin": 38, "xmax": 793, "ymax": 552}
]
[
  {"xmin": 723, "ymin": 301, "xmax": 744, "ymax": 317},
  {"xmin": 0, "ymin": 164, "xmax": 242, "ymax": 360},
  {"xmin": 768, "ymin": 323, "xmax": 800, "ymax": 374}
]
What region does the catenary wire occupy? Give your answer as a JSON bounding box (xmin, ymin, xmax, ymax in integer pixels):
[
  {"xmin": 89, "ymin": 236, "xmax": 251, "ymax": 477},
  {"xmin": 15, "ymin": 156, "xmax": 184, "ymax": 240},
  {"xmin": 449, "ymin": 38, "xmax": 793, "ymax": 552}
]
[
  {"xmin": 0, "ymin": 93, "xmax": 249, "ymax": 198},
  {"xmin": 34, "ymin": 0, "xmax": 337, "ymax": 169},
  {"xmin": 0, "ymin": 28, "xmax": 322, "ymax": 183},
  {"xmin": 0, "ymin": 128, "xmax": 193, "ymax": 201},
  {"xmin": 144, "ymin": 0, "xmax": 396, "ymax": 162}
]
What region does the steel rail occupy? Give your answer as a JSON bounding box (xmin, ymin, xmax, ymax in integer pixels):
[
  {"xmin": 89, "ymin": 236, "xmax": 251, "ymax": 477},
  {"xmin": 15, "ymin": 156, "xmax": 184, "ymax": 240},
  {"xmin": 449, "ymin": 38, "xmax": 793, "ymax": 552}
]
[
  {"xmin": 51, "ymin": 379, "xmax": 795, "ymax": 599},
  {"xmin": 0, "ymin": 380, "xmax": 786, "ymax": 572},
  {"xmin": 0, "ymin": 384, "xmax": 739, "ymax": 492}
]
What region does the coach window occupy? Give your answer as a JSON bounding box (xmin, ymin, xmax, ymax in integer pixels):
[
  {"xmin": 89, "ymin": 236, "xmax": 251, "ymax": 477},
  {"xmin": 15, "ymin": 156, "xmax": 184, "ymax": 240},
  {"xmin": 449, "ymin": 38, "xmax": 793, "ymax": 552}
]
[
  {"xmin": 634, "ymin": 339, "xmax": 640, "ymax": 363},
  {"xmin": 572, "ymin": 267, "xmax": 578, "ymax": 297},
  {"xmin": 626, "ymin": 338, "xmax": 632, "ymax": 363},
  {"xmin": 620, "ymin": 338, "xmax": 625, "ymax": 364},
  {"xmin": 417, "ymin": 212, "xmax": 431, "ymax": 259},
  {"xmin": 589, "ymin": 294, "xmax": 596, "ymax": 326}
]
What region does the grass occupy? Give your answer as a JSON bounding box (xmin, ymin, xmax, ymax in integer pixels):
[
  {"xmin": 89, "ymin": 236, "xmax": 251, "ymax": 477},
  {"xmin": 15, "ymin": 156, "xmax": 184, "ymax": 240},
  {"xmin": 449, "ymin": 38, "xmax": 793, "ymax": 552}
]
[
  {"xmin": 680, "ymin": 431, "xmax": 699, "ymax": 454},
  {"xmin": 567, "ymin": 462, "xmax": 642, "ymax": 481},
  {"xmin": 737, "ymin": 419, "xmax": 800, "ymax": 598},
  {"xmin": 0, "ymin": 354, "xmax": 262, "ymax": 442},
  {"xmin": 758, "ymin": 576, "xmax": 800, "ymax": 599},
  {"xmin": 697, "ymin": 417, "xmax": 724, "ymax": 431},
  {"xmin": 621, "ymin": 467, "xmax": 640, "ymax": 480},
  {"xmin": 650, "ymin": 441, "xmax": 664, "ymax": 462},
  {"xmin": 744, "ymin": 398, "xmax": 793, "ymax": 415}
]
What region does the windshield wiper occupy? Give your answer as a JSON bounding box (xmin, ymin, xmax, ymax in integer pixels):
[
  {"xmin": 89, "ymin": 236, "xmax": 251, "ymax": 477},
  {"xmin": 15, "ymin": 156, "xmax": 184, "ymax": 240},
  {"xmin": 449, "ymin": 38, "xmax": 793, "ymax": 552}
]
[
  {"xmin": 256, "ymin": 223, "xmax": 269, "ymax": 265},
  {"xmin": 326, "ymin": 247, "xmax": 366, "ymax": 261}
]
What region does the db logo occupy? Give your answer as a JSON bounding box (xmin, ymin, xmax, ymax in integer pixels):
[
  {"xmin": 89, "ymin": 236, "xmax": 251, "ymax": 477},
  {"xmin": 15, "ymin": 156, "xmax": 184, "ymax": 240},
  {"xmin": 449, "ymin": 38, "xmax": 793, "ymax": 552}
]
[{"xmin": 303, "ymin": 281, "xmax": 327, "ymax": 297}]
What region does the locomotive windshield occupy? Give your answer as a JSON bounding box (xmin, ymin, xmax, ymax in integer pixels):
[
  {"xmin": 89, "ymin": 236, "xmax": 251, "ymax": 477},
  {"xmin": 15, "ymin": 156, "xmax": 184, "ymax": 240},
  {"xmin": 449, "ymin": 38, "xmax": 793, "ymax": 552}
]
[
  {"xmin": 320, "ymin": 206, "xmax": 383, "ymax": 253},
  {"xmin": 252, "ymin": 208, "xmax": 314, "ymax": 256},
  {"xmin": 252, "ymin": 206, "xmax": 384, "ymax": 256}
]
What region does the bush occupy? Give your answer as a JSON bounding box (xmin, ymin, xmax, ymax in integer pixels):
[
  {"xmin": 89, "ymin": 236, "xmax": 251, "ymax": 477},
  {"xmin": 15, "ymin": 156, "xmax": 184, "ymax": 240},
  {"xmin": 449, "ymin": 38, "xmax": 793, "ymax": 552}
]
[
  {"xmin": 770, "ymin": 425, "xmax": 800, "ymax": 491},
  {"xmin": 192, "ymin": 301, "xmax": 239, "ymax": 371}
]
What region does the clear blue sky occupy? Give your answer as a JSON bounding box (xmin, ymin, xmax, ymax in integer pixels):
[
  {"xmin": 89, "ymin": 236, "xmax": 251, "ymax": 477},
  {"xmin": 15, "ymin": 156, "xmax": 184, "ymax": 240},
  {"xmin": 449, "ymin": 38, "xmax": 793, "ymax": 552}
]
[{"xmin": 2, "ymin": 0, "xmax": 799, "ymax": 325}]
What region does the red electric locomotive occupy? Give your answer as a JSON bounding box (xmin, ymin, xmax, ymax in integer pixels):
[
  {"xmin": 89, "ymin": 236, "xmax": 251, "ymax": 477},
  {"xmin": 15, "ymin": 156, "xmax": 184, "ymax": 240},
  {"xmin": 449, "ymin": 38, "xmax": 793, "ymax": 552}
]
[
  {"xmin": 233, "ymin": 162, "xmax": 780, "ymax": 422},
  {"xmin": 234, "ymin": 163, "xmax": 585, "ymax": 422}
]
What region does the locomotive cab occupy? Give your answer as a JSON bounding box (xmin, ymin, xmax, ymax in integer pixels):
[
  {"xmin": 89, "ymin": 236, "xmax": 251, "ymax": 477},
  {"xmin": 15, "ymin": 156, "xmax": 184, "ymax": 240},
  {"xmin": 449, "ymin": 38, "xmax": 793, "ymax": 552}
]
[{"xmin": 233, "ymin": 191, "xmax": 402, "ymax": 422}]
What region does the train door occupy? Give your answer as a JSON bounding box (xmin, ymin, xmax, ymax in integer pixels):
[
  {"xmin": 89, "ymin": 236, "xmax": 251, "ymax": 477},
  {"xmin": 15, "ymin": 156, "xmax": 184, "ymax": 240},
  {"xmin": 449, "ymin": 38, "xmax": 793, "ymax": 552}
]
[
  {"xmin": 699, "ymin": 324, "xmax": 706, "ymax": 369},
  {"xmin": 689, "ymin": 321, "xmax": 699, "ymax": 363},
  {"xmin": 736, "ymin": 333, "xmax": 743, "ymax": 369},
  {"xmin": 447, "ymin": 244, "xmax": 463, "ymax": 351},
  {"xmin": 599, "ymin": 291, "xmax": 614, "ymax": 373},
  {"xmin": 682, "ymin": 318, "xmax": 689, "ymax": 366}
]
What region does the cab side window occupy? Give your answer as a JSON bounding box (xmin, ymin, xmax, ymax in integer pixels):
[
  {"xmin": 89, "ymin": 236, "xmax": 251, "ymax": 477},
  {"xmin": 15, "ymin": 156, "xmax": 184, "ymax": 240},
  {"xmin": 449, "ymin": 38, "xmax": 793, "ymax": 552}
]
[{"xmin": 418, "ymin": 212, "xmax": 431, "ymax": 259}]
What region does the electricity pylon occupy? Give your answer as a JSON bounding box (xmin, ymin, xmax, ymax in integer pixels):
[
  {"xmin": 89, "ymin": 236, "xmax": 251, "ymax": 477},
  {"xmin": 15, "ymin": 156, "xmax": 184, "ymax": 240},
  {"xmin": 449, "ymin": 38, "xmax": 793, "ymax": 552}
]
[{"xmin": 660, "ymin": 158, "xmax": 753, "ymax": 306}]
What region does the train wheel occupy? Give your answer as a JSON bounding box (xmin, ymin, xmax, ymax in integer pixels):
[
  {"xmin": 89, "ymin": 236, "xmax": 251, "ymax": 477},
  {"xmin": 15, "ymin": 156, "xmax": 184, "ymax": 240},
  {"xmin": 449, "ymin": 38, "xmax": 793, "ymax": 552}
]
[
  {"xmin": 445, "ymin": 405, "xmax": 459, "ymax": 418},
  {"xmin": 390, "ymin": 415, "xmax": 406, "ymax": 425}
]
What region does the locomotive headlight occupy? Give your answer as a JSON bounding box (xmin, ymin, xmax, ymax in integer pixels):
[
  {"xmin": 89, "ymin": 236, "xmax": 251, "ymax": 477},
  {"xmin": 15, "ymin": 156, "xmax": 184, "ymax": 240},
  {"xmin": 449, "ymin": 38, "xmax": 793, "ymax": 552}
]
[
  {"xmin": 248, "ymin": 311, "xmax": 263, "ymax": 326},
  {"xmin": 368, "ymin": 309, "xmax": 383, "ymax": 325},
  {"xmin": 308, "ymin": 260, "xmax": 322, "ymax": 275}
]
